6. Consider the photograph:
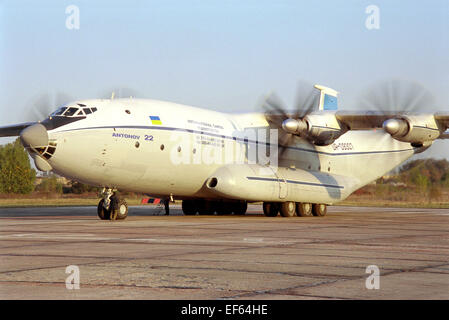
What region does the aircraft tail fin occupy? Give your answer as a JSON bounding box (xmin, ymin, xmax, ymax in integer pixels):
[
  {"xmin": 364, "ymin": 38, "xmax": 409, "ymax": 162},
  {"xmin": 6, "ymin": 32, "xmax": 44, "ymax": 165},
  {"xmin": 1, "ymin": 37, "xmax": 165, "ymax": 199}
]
[{"xmin": 314, "ymin": 84, "xmax": 338, "ymax": 111}]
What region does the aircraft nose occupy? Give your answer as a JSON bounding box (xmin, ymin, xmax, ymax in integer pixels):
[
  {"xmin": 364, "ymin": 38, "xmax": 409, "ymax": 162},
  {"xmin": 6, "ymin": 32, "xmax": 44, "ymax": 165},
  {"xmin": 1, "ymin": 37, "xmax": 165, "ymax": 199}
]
[{"xmin": 20, "ymin": 123, "xmax": 49, "ymax": 149}]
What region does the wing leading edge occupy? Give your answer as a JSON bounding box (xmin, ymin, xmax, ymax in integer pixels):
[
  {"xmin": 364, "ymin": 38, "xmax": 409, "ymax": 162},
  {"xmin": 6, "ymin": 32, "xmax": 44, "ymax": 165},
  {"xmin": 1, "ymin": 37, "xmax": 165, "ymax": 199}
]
[{"xmin": 0, "ymin": 122, "xmax": 37, "ymax": 138}]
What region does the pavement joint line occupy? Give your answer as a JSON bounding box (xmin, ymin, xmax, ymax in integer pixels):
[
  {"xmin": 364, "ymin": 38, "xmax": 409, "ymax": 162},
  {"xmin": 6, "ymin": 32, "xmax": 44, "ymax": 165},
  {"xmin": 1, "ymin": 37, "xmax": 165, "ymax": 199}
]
[
  {"xmin": 0, "ymin": 279, "xmax": 252, "ymax": 296},
  {"xmin": 0, "ymin": 245, "xmax": 261, "ymax": 274},
  {"xmin": 224, "ymin": 278, "xmax": 344, "ymax": 299},
  {"xmin": 1, "ymin": 238, "xmax": 448, "ymax": 260},
  {"xmin": 0, "ymin": 258, "xmax": 130, "ymax": 274},
  {"xmin": 0, "ymin": 280, "xmax": 204, "ymax": 290},
  {"xmin": 223, "ymin": 261, "xmax": 449, "ymax": 300},
  {"xmin": 158, "ymin": 252, "xmax": 449, "ymax": 264},
  {"xmin": 1, "ymin": 252, "xmax": 443, "ymax": 277},
  {"xmin": 299, "ymin": 232, "xmax": 449, "ymax": 246},
  {"xmin": 1, "ymin": 235, "xmax": 448, "ymax": 258}
]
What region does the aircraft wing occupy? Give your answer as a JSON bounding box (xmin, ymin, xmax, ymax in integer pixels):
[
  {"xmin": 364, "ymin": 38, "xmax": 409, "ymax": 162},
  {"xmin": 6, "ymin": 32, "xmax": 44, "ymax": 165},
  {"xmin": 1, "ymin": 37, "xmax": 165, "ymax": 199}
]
[
  {"xmin": 335, "ymin": 111, "xmax": 394, "ymax": 129},
  {"xmin": 435, "ymin": 113, "xmax": 449, "ymax": 139},
  {"xmin": 0, "ymin": 122, "xmax": 36, "ymax": 137},
  {"xmin": 435, "ymin": 113, "xmax": 449, "ymax": 128},
  {"xmin": 335, "ymin": 111, "xmax": 449, "ymax": 140},
  {"xmin": 438, "ymin": 131, "xmax": 449, "ymax": 139}
]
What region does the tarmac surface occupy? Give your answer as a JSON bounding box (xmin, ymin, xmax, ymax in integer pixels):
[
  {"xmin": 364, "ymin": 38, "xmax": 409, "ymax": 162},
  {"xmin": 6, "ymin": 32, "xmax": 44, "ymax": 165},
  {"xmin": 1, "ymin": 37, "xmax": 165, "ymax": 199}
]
[{"xmin": 0, "ymin": 204, "xmax": 448, "ymax": 300}]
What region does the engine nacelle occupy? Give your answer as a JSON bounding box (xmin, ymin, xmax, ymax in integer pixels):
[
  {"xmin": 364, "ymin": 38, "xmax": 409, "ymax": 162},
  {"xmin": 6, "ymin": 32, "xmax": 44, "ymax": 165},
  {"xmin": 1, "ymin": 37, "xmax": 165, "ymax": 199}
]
[
  {"xmin": 383, "ymin": 115, "xmax": 443, "ymax": 146},
  {"xmin": 282, "ymin": 113, "xmax": 347, "ymax": 146}
]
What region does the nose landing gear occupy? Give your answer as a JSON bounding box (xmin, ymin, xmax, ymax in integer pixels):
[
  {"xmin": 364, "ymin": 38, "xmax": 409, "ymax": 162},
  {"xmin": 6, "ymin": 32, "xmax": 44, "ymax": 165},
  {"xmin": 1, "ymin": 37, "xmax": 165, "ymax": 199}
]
[{"xmin": 97, "ymin": 188, "xmax": 128, "ymax": 221}]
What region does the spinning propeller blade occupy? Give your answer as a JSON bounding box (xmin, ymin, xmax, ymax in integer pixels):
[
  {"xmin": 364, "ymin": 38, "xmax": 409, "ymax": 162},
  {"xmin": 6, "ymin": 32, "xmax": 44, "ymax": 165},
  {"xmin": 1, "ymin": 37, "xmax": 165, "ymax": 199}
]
[{"xmin": 262, "ymin": 81, "xmax": 320, "ymax": 155}]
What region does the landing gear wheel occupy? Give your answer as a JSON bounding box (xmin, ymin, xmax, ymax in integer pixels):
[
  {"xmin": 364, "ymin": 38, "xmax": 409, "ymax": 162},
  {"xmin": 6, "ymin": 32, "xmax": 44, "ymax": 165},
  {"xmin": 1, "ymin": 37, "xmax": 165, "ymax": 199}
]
[
  {"xmin": 109, "ymin": 195, "xmax": 119, "ymax": 220},
  {"xmin": 312, "ymin": 204, "xmax": 327, "ymax": 217},
  {"xmin": 115, "ymin": 199, "xmax": 128, "ymax": 220},
  {"xmin": 182, "ymin": 200, "xmax": 197, "ymax": 215},
  {"xmin": 216, "ymin": 202, "xmax": 232, "ymax": 215},
  {"xmin": 198, "ymin": 200, "xmax": 215, "ymax": 215},
  {"xmin": 97, "ymin": 199, "xmax": 111, "ymax": 220},
  {"xmin": 296, "ymin": 202, "xmax": 313, "ymax": 217},
  {"xmin": 263, "ymin": 202, "xmax": 280, "ymax": 217},
  {"xmin": 233, "ymin": 202, "xmax": 247, "ymax": 215},
  {"xmin": 280, "ymin": 201, "xmax": 296, "ymax": 217}
]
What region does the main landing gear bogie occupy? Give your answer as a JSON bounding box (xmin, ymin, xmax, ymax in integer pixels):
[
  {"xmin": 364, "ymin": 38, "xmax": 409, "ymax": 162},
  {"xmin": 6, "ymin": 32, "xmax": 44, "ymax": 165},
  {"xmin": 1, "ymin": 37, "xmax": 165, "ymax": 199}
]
[
  {"xmin": 97, "ymin": 189, "xmax": 129, "ymax": 221},
  {"xmin": 263, "ymin": 201, "xmax": 327, "ymax": 217},
  {"xmin": 182, "ymin": 199, "xmax": 247, "ymax": 216}
]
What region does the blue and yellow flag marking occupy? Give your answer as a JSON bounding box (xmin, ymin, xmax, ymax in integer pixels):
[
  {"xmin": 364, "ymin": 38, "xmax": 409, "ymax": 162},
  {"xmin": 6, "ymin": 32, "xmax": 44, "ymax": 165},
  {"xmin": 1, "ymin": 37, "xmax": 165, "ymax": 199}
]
[
  {"xmin": 323, "ymin": 94, "xmax": 338, "ymax": 110},
  {"xmin": 149, "ymin": 116, "xmax": 162, "ymax": 125}
]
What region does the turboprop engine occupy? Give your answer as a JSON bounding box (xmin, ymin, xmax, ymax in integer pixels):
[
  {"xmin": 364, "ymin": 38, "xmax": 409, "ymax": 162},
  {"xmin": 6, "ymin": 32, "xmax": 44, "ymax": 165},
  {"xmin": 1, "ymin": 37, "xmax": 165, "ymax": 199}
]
[
  {"xmin": 382, "ymin": 114, "xmax": 444, "ymax": 147},
  {"xmin": 282, "ymin": 113, "xmax": 347, "ymax": 146}
]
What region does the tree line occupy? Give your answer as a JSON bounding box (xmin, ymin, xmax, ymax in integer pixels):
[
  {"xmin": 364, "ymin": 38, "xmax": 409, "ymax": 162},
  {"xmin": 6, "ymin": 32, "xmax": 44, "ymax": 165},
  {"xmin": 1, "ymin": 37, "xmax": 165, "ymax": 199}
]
[{"xmin": 0, "ymin": 139, "xmax": 97, "ymax": 195}]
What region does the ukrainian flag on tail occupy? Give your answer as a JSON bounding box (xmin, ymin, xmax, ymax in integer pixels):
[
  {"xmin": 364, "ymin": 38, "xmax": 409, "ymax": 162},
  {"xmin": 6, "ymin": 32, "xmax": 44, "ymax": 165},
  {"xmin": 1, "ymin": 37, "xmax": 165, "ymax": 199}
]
[
  {"xmin": 150, "ymin": 116, "xmax": 162, "ymax": 125},
  {"xmin": 314, "ymin": 85, "xmax": 338, "ymax": 111}
]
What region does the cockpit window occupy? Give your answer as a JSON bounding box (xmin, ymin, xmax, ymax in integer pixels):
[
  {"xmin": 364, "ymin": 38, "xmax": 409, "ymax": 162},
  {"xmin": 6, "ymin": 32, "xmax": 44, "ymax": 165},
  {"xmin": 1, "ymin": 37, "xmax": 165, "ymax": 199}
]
[
  {"xmin": 63, "ymin": 107, "xmax": 79, "ymax": 117},
  {"xmin": 51, "ymin": 107, "xmax": 67, "ymax": 116},
  {"xmin": 49, "ymin": 105, "xmax": 98, "ymax": 118}
]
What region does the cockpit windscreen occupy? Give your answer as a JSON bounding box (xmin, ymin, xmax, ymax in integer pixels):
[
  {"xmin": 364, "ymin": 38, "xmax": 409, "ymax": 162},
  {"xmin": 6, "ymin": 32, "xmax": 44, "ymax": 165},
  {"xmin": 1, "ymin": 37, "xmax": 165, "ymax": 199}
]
[{"xmin": 50, "ymin": 105, "xmax": 98, "ymax": 118}]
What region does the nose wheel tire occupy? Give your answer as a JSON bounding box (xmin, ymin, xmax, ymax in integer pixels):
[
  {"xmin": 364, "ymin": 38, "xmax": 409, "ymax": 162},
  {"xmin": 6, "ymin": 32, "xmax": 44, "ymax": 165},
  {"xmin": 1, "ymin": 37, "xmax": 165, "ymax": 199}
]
[
  {"xmin": 280, "ymin": 201, "xmax": 296, "ymax": 217},
  {"xmin": 115, "ymin": 199, "xmax": 128, "ymax": 220},
  {"xmin": 297, "ymin": 203, "xmax": 313, "ymax": 217},
  {"xmin": 312, "ymin": 204, "xmax": 327, "ymax": 217},
  {"xmin": 97, "ymin": 195, "xmax": 128, "ymax": 221},
  {"xmin": 97, "ymin": 199, "xmax": 111, "ymax": 220}
]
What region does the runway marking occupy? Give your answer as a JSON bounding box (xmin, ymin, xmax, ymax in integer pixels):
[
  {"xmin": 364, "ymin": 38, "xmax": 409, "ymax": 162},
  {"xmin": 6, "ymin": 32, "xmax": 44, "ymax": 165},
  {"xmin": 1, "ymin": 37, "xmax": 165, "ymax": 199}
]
[
  {"xmin": 0, "ymin": 233, "xmax": 114, "ymax": 241},
  {"xmin": 125, "ymin": 237, "xmax": 296, "ymax": 245},
  {"xmin": 0, "ymin": 220, "xmax": 84, "ymax": 225},
  {"xmin": 0, "ymin": 233, "xmax": 297, "ymax": 245}
]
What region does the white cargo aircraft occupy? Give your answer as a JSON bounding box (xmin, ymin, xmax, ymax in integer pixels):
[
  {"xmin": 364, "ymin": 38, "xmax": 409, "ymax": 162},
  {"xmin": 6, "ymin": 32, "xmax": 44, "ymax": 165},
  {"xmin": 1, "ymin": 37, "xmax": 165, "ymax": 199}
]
[{"xmin": 1, "ymin": 83, "xmax": 448, "ymax": 220}]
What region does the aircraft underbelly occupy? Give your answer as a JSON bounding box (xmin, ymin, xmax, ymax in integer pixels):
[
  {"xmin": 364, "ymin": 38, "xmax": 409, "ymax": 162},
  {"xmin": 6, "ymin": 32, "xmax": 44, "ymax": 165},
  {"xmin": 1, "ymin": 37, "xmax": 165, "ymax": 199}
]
[{"xmin": 205, "ymin": 164, "xmax": 357, "ymax": 204}]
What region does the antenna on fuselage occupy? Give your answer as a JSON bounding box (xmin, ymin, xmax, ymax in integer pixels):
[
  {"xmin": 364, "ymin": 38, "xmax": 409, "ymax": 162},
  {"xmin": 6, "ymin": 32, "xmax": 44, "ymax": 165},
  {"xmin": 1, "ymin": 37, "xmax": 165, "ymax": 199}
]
[{"xmin": 111, "ymin": 92, "xmax": 115, "ymax": 100}]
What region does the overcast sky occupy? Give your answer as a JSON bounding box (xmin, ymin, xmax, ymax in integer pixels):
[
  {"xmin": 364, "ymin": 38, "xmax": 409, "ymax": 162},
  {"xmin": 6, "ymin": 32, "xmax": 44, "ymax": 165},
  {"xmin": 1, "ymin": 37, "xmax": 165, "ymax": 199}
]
[{"xmin": 1, "ymin": 0, "xmax": 448, "ymax": 159}]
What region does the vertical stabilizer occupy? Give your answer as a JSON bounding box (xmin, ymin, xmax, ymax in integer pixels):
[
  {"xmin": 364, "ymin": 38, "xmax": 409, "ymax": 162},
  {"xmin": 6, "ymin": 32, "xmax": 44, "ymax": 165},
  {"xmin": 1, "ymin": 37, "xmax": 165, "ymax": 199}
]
[{"xmin": 314, "ymin": 85, "xmax": 338, "ymax": 111}]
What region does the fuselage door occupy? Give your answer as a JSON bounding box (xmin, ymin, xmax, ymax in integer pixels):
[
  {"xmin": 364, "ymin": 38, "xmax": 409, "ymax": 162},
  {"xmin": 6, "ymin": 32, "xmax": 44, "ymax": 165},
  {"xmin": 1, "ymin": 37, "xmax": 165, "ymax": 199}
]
[
  {"xmin": 266, "ymin": 166, "xmax": 288, "ymax": 199},
  {"xmin": 278, "ymin": 177, "xmax": 288, "ymax": 199}
]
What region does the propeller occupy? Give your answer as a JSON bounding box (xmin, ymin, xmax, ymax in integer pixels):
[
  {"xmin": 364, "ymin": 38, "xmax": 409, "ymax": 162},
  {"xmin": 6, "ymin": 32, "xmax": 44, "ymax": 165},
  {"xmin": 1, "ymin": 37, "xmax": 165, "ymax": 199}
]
[
  {"xmin": 100, "ymin": 87, "xmax": 144, "ymax": 100},
  {"xmin": 262, "ymin": 81, "xmax": 320, "ymax": 155},
  {"xmin": 356, "ymin": 79, "xmax": 436, "ymax": 115},
  {"xmin": 25, "ymin": 92, "xmax": 73, "ymax": 122},
  {"xmin": 356, "ymin": 79, "xmax": 437, "ymax": 136}
]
